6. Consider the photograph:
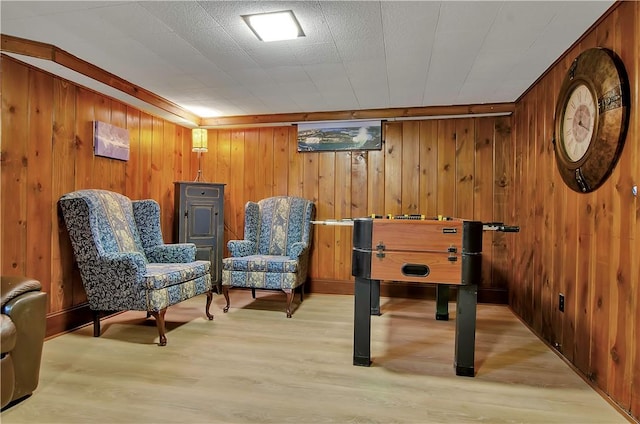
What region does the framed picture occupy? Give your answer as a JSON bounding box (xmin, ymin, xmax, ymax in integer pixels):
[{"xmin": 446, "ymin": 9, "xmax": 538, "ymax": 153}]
[
  {"xmin": 93, "ymin": 121, "xmax": 130, "ymax": 161},
  {"xmin": 297, "ymin": 120, "xmax": 383, "ymax": 152}
]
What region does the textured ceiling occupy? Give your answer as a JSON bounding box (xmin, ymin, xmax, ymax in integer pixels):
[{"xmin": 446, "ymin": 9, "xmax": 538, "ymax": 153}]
[{"xmin": 1, "ymin": 1, "xmax": 614, "ymax": 120}]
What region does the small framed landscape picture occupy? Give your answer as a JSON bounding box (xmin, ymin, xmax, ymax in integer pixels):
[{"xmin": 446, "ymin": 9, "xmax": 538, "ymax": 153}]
[
  {"xmin": 93, "ymin": 121, "xmax": 130, "ymax": 161},
  {"xmin": 297, "ymin": 120, "xmax": 383, "ymax": 152}
]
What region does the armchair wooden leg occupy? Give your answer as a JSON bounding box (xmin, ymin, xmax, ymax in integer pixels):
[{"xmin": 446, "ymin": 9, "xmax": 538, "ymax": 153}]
[
  {"xmin": 251, "ymin": 288, "xmax": 256, "ymax": 299},
  {"xmin": 284, "ymin": 290, "xmax": 293, "ymax": 318},
  {"xmin": 205, "ymin": 291, "xmax": 214, "ymax": 320},
  {"xmin": 222, "ymin": 286, "xmax": 230, "ymax": 313},
  {"xmin": 150, "ymin": 308, "xmax": 167, "ymax": 346}
]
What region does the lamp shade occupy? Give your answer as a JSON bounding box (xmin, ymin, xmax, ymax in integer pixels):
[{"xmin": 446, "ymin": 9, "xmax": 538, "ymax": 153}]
[{"xmin": 192, "ymin": 128, "xmax": 208, "ymax": 152}]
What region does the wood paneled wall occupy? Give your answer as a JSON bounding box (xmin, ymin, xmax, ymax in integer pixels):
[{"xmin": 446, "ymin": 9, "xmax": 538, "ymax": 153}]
[
  {"xmin": 511, "ymin": 1, "xmax": 639, "ymax": 420},
  {"xmin": 1, "ymin": 54, "xmax": 516, "ymax": 335},
  {"xmin": 204, "ymin": 118, "xmax": 516, "ymax": 301}
]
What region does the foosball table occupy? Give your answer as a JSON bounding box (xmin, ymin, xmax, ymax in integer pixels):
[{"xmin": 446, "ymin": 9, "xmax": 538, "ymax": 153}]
[{"xmin": 351, "ymin": 215, "xmax": 518, "ymax": 377}]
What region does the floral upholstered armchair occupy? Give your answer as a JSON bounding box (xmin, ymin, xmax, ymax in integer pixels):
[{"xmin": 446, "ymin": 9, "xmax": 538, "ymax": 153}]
[
  {"xmin": 59, "ymin": 189, "xmax": 214, "ymax": 346},
  {"xmin": 222, "ymin": 196, "xmax": 315, "ymax": 318}
]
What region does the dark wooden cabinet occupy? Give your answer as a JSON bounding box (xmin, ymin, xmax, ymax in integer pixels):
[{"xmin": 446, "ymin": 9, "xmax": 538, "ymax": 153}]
[{"xmin": 174, "ymin": 182, "xmax": 225, "ymax": 290}]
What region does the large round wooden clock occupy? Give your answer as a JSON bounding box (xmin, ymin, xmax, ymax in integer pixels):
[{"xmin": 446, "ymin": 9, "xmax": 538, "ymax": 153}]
[{"xmin": 553, "ymin": 47, "xmax": 630, "ymax": 193}]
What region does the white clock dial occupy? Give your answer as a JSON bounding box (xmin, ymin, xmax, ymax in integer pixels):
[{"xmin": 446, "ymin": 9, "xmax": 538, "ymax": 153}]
[{"xmin": 561, "ymin": 83, "xmax": 596, "ymax": 162}]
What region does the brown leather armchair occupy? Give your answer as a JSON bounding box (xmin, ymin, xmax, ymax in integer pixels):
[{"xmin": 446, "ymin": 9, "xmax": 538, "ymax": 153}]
[{"xmin": 1, "ymin": 276, "xmax": 47, "ymax": 409}]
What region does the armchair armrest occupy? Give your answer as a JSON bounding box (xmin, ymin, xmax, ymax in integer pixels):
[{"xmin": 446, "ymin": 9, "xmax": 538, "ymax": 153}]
[
  {"xmin": 145, "ymin": 243, "xmax": 196, "ymax": 263},
  {"xmin": 227, "ymin": 240, "xmax": 256, "ymax": 257},
  {"xmin": 287, "ymin": 242, "xmax": 309, "ymax": 258},
  {"xmin": 97, "ymin": 251, "xmax": 147, "ymax": 287}
]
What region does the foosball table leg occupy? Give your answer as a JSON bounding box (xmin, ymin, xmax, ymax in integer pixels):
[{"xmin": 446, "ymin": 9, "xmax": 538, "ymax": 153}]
[
  {"xmin": 353, "ymin": 277, "xmax": 373, "ymax": 366},
  {"xmin": 370, "ymin": 279, "xmax": 381, "ymax": 316},
  {"xmin": 435, "ymin": 284, "xmax": 450, "ymax": 320},
  {"xmin": 454, "ymin": 284, "xmax": 477, "ymax": 377}
]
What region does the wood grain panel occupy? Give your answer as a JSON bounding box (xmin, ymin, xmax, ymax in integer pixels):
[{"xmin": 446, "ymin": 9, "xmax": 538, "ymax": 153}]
[
  {"xmin": 587, "ymin": 8, "xmax": 616, "ymax": 394},
  {"xmin": 272, "ymin": 127, "xmax": 289, "ymax": 196},
  {"xmin": 50, "ymin": 78, "xmax": 77, "ymax": 312},
  {"xmin": 93, "ymin": 95, "xmax": 112, "ymax": 191},
  {"xmin": 367, "ymin": 139, "xmax": 385, "ymax": 216},
  {"xmin": 150, "ymin": 117, "xmax": 164, "ymax": 213},
  {"xmin": 455, "ymin": 118, "xmax": 474, "ymax": 219},
  {"xmin": 139, "ymin": 113, "xmax": 153, "ymax": 199},
  {"xmin": 243, "ymin": 128, "xmax": 259, "ymax": 201},
  {"xmin": 384, "ymin": 123, "xmax": 402, "ymax": 216},
  {"xmin": 401, "ymin": 121, "xmax": 420, "ymax": 214},
  {"xmin": 316, "ymin": 152, "xmax": 336, "ymax": 279},
  {"xmin": 124, "ymin": 107, "xmax": 141, "ymax": 198},
  {"xmin": 538, "ymin": 75, "xmax": 554, "ymax": 343},
  {"xmin": 351, "ymin": 151, "xmax": 367, "ymax": 218},
  {"xmin": 419, "ymin": 121, "xmax": 438, "ymax": 217},
  {"xmin": 214, "ymin": 130, "xmax": 234, "ymax": 246},
  {"xmin": 302, "ymin": 151, "xmax": 319, "ymax": 277},
  {"xmin": 437, "ymin": 120, "xmax": 456, "ymax": 217},
  {"xmin": 110, "ymin": 101, "xmax": 127, "ymax": 192},
  {"xmin": 621, "ymin": 2, "xmax": 639, "ymax": 418},
  {"xmin": 474, "ymin": 118, "xmax": 494, "ymax": 289},
  {"xmin": 1, "ymin": 59, "xmax": 28, "ymax": 274},
  {"xmin": 258, "ymin": 127, "xmax": 275, "ymax": 200},
  {"xmin": 160, "ymin": 121, "xmax": 176, "ymax": 238},
  {"xmin": 171, "ymin": 125, "xmax": 188, "ymax": 206},
  {"xmin": 334, "ymin": 151, "xmax": 352, "ymax": 280},
  {"xmin": 492, "ymin": 117, "xmax": 514, "ymax": 297},
  {"xmin": 25, "ymin": 68, "xmax": 53, "ymax": 298},
  {"xmin": 287, "ymin": 129, "xmax": 303, "ymax": 197},
  {"xmin": 229, "ymin": 130, "xmax": 246, "ymax": 239}
]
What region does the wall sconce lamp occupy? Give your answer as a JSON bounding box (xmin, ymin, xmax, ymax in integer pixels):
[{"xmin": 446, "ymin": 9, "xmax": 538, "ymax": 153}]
[{"xmin": 192, "ymin": 128, "xmax": 208, "ymax": 182}]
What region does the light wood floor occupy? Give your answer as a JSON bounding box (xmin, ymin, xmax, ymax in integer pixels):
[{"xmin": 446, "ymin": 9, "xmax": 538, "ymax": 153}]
[{"xmin": 2, "ymin": 291, "xmax": 628, "ymax": 423}]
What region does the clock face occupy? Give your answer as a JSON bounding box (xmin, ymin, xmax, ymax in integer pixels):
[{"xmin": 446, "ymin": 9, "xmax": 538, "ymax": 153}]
[{"xmin": 561, "ymin": 83, "xmax": 596, "ymax": 162}]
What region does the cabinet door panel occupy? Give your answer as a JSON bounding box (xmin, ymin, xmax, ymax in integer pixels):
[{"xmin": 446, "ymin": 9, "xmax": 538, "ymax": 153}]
[{"xmin": 174, "ymin": 182, "xmax": 225, "ymax": 287}]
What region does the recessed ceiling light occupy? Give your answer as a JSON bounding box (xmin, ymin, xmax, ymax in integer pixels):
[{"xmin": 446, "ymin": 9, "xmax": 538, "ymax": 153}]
[{"xmin": 242, "ymin": 10, "xmax": 305, "ymax": 42}]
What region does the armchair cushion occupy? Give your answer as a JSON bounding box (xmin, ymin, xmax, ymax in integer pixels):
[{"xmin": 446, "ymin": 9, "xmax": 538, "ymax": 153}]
[{"xmin": 224, "ymin": 255, "xmax": 300, "ymax": 274}]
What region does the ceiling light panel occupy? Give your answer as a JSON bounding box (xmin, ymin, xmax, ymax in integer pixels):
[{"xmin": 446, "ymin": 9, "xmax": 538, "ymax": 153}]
[{"xmin": 243, "ymin": 10, "xmax": 304, "ymax": 42}]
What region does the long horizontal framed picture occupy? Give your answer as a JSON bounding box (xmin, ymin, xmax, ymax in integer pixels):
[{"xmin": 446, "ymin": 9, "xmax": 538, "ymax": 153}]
[
  {"xmin": 297, "ymin": 120, "xmax": 383, "ymax": 152},
  {"xmin": 93, "ymin": 121, "xmax": 130, "ymax": 161}
]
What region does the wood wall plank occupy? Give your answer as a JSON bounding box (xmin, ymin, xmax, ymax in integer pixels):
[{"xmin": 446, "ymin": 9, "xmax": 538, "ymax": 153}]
[
  {"xmin": 384, "ymin": 123, "xmax": 402, "ymax": 216},
  {"xmin": 124, "ymin": 107, "xmax": 141, "ymax": 198},
  {"xmin": 437, "ymin": 120, "xmax": 456, "ymax": 217},
  {"xmin": 25, "ymin": 68, "xmax": 53, "ymax": 298},
  {"xmin": 2, "ymin": 58, "xmax": 29, "ymax": 277},
  {"xmin": 419, "ymin": 121, "xmax": 437, "ymax": 217},
  {"xmin": 455, "ymin": 118, "xmax": 474, "ymax": 220},
  {"xmin": 50, "ymin": 78, "xmax": 76, "ymax": 312},
  {"xmin": 492, "ymin": 117, "xmax": 514, "ymax": 297},
  {"xmin": 401, "ymin": 121, "xmax": 420, "ymax": 214},
  {"xmin": 474, "ymin": 118, "xmax": 494, "ymax": 289}
]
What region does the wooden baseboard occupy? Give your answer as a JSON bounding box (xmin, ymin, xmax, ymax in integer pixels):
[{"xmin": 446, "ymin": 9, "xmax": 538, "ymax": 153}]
[{"xmin": 45, "ymin": 304, "xmax": 119, "ymax": 340}]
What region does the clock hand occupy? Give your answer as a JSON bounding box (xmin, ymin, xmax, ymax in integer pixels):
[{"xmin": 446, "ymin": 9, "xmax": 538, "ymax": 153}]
[{"xmin": 578, "ymin": 120, "xmax": 589, "ymax": 130}]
